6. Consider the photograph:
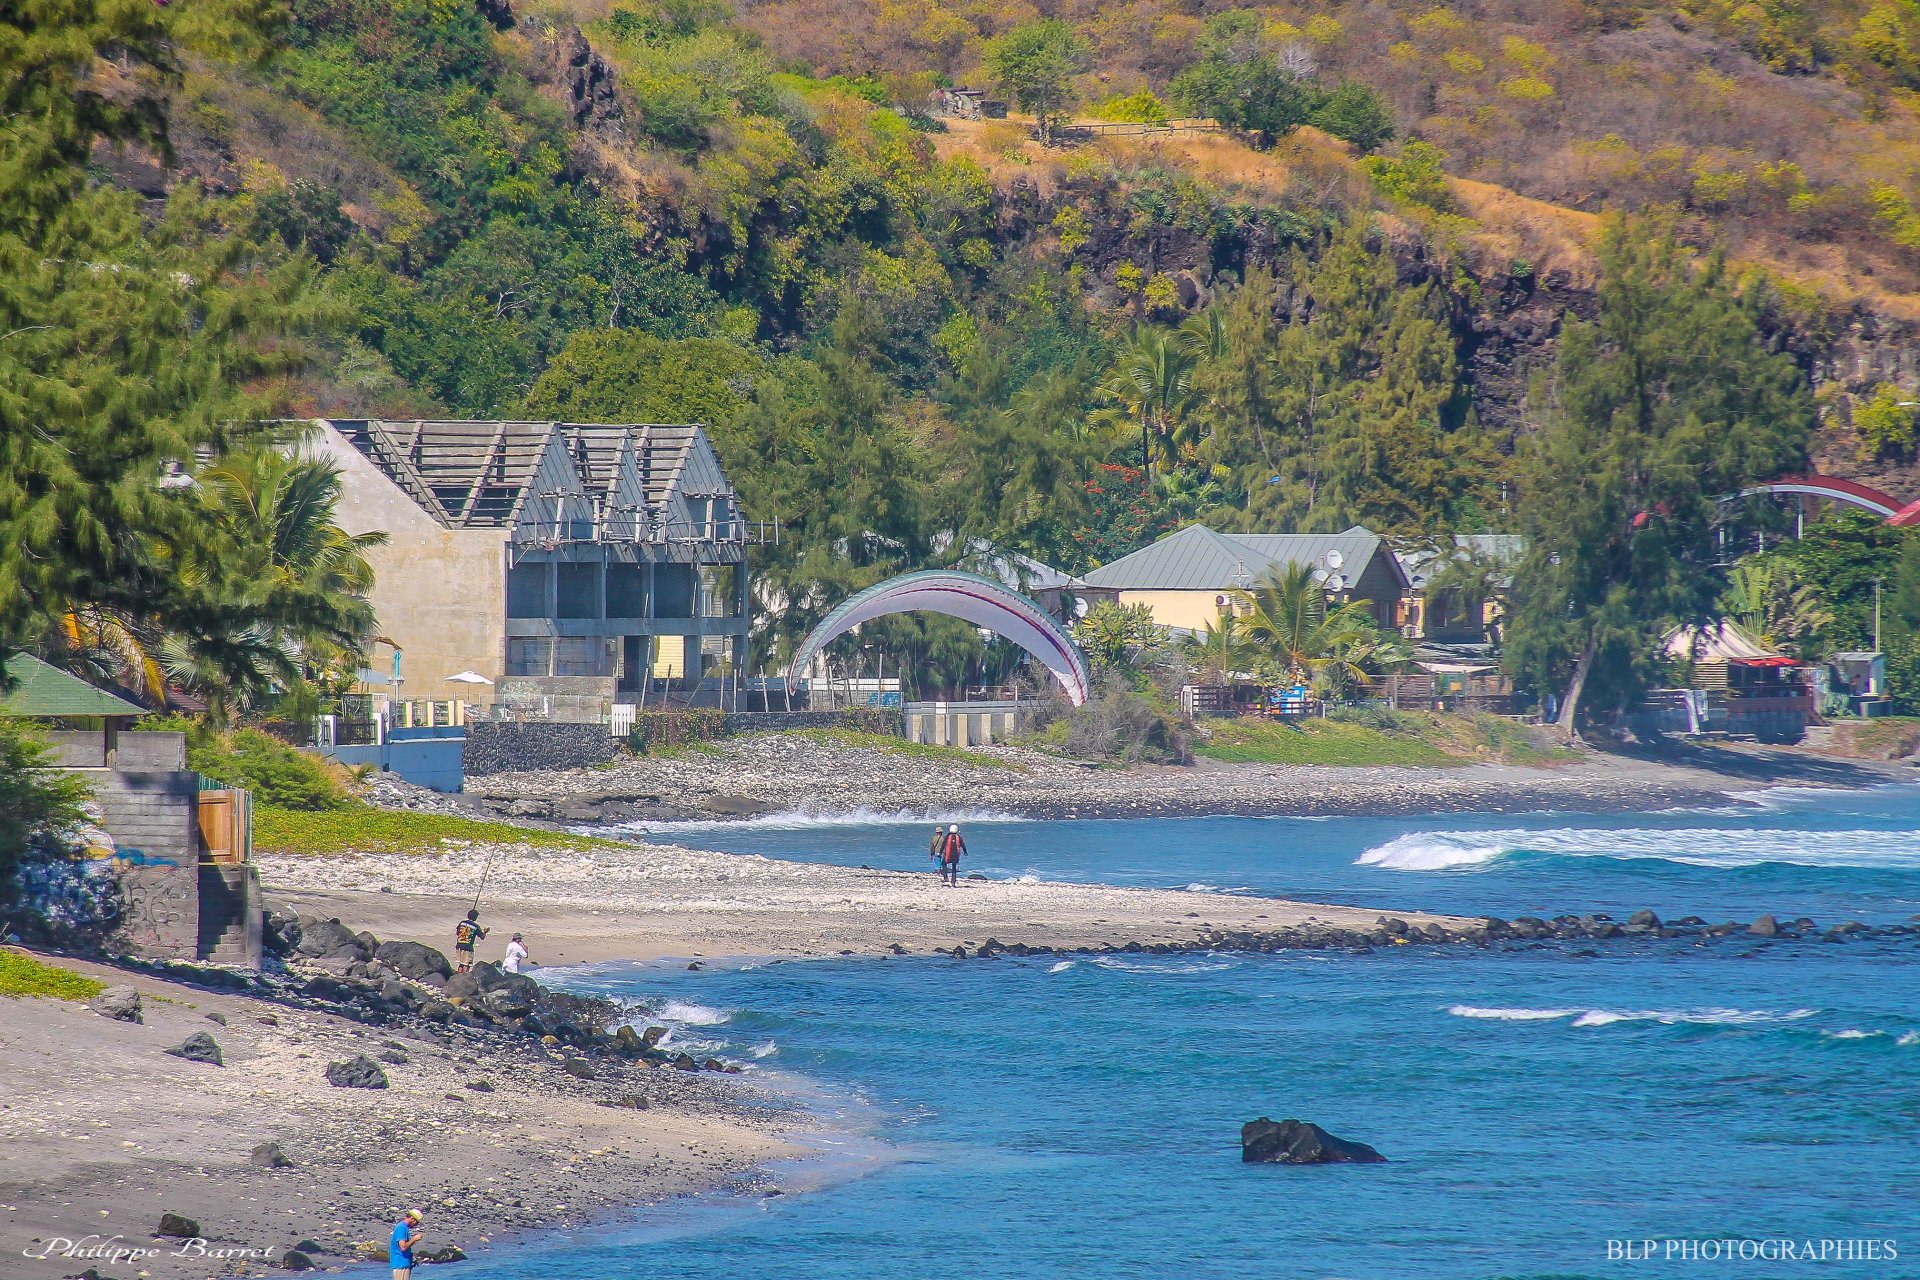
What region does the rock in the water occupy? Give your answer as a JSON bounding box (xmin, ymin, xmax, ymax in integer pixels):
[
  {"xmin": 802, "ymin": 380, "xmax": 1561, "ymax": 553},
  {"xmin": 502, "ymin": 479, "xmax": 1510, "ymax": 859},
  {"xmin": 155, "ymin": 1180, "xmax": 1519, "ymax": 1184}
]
[
  {"xmin": 250, "ymin": 1141, "xmax": 292, "ymax": 1169},
  {"xmin": 375, "ymin": 940, "xmax": 453, "ymax": 981},
  {"xmin": 1240, "ymin": 1117, "xmax": 1386, "ymax": 1165},
  {"xmin": 324, "ymin": 1055, "xmax": 389, "ymax": 1089},
  {"xmin": 155, "ymin": 1212, "xmax": 201, "ymax": 1239},
  {"xmin": 1627, "ymin": 909, "xmax": 1661, "ymax": 930},
  {"xmin": 165, "ymin": 1030, "xmax": 224, "ymax": 1066},
  {"xmin": 89, "ymin": 985, "xmax": 143, "ymax": 1023},
  {"xmin": 420, "ymin": 1245, "xmax": 467, "ymax": 1264},
  {"xmin": 1749, "ymin": 913, "xmax": 1780, "ymax": 937},
  {"xmin": 562, "ymin": 1057, "xmax": 596, "ymax": 1080}
]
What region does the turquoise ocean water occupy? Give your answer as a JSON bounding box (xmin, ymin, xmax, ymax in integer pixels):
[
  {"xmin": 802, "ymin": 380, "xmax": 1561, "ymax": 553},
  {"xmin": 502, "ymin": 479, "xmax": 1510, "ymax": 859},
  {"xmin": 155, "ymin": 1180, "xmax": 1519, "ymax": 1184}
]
[{"xmin": 390, "ymin": 786, "xmax": 1920, "ymax": 1278}]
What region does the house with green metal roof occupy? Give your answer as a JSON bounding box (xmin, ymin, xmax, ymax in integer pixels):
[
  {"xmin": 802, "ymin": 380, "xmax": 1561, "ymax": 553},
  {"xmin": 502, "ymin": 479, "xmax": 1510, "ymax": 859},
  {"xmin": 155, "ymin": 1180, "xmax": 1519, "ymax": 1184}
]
[
  {"xmin": 1080, "ymin": 524, "xmax": 1408, "ymax": 634},
  {"xmin": 0, "ymin": 655, "xmax": 144, "ymax": 720}
]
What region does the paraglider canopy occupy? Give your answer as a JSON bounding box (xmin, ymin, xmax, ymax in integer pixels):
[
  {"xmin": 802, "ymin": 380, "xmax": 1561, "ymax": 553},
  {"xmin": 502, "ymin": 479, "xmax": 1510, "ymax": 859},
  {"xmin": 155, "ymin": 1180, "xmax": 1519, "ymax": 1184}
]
[{"xmin": 788, "ymin": 570, "xmax": 1092, "ymax": 706}]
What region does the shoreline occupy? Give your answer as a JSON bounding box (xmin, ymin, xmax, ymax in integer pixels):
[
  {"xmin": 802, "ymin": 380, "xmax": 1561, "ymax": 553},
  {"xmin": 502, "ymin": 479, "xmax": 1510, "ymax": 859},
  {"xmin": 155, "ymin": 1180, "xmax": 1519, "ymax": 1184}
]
[
  {"xmin": 439, "ymin": 735, "xmax": 1916, "ymax": 831},
  {"xmin": 11, "ymin": 751, "xmax": 1916, "ymax": 1277}
]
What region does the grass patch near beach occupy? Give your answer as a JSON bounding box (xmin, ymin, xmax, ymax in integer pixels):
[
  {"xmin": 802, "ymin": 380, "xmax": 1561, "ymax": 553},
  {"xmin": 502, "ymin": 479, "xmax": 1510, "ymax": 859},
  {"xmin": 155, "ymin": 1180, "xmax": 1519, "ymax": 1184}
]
[
  {"xmin": 256, "ymin": 803, "xmax": 623, "ymax": 855},
  {"xmin": 1194, "ymin": 711, "xmax": 1576, "ymax": 767},
  {"xmin": 1196, "ymin": 717, "xmax": 1462, "ymax": 766},
  {"xmin": 0, "ymin": 950, "xmax": 105, "ymax": 1001},
  {"xmin": 792, "ymin": 728, "xmax": 1022, "ymax": 769}
]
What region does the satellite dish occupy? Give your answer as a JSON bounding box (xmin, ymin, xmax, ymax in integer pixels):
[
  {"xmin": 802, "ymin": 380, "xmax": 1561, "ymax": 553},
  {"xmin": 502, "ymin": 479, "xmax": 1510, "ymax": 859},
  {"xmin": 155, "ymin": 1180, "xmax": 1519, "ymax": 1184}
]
[
  {"xmin": 1328, "ymin": 572, "xmax": 1348, "ymax": 592},
  {"xmin": 1215, "ymin": 594, "xmax": 1227, "ymax": 607},
  {"xmin": 1073, "ymin": 596, "xmax": 1090, "ymax": 618},
  {"xmin": 1311, "ymin": 568, "xmax": 1329, "ymax": 584},
  {"xmin": 1325, "ymin": 549, "xmax": 1344, "ymax": 569}
]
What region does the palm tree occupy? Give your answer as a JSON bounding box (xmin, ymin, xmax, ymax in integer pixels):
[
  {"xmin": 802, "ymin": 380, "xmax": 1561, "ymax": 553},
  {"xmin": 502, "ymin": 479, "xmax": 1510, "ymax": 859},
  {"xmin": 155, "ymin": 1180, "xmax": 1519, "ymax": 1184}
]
[
  {"xmin": 1094, "ymin": 326, "xmax": 1204, "ymax": 487},
  {"xmin": 1719, "ymin": 558, "xmax": 1832, "ymax": 656},
  {"xmin": 1234, "ymin": 563, "xmax": 1400, "ymax": 694},
  {"xmin": 165, "ymin": 445, "xmax": 388, "ymax": 722},
  {"xmin": 1180, "ymin": 613, "xmax": 1249, "ymax": 686}
]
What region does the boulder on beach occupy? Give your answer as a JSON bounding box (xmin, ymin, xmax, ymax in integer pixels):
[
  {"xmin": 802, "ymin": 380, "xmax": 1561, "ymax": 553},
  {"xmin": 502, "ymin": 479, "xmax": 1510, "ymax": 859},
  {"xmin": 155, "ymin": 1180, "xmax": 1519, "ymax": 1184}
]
[
  {"xmin": 375, "ymin": 940, "xmax": 453, "ymax": 981},
  {"xmin": 250, "ymin": 1141, "xmax": 293, "ymax": 1169},
  {"xmin": 324, "ymin": 1054, "xmax": 389, "ymax": 1089},
  {"xmin": 89, "ymin": 985, "xmax": 143, "ymax": 1023},
  {"xmin": 155, "ymin": 1211, "xmax": 201, "ymax": 1240},
  {"xmin": 1241, "ymin": 1117, "xmax": 1386, "ymax": 1165},
  {"xmin": 165, "ymin": 1030, "xmax": 224, "ymax": 1066},
  {"xmin": 295, "ymin": 918, "xmax": 364, "ymax": 960}
]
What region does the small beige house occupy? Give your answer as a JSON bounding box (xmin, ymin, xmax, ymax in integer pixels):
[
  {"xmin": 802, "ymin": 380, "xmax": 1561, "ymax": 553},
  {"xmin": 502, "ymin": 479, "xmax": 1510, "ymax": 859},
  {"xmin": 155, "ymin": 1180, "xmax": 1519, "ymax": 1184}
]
[{"xmin": 1080, "ymin": 524, "xmax": 1408, "ymax": 633}]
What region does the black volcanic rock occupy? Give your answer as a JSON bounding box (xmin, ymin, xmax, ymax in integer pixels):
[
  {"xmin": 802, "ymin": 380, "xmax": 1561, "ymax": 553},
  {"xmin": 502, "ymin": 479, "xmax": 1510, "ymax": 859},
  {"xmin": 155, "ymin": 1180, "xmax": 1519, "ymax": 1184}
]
[{"xmin": 1241, "ymin": 1117, "xmax": 1386, "ymax": 1164}]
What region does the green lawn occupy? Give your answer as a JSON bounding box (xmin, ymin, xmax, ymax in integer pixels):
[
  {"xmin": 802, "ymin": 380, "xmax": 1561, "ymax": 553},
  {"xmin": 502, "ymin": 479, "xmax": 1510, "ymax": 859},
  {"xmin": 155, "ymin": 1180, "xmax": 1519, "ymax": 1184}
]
[
  {"xmin": 0, "ymin": 950, "xmax": 105, "ymax": 1001},
  {"xmin": 791, "ymin": 728, "xmax": 1021, "ymax": 769},
  {"xmin": 1195, "ymin": 717, "xmax": 1464, "ymax": 766},
  {"xmin": 256, "ymin": 803, "xmax": 624, "ymax": 855}
]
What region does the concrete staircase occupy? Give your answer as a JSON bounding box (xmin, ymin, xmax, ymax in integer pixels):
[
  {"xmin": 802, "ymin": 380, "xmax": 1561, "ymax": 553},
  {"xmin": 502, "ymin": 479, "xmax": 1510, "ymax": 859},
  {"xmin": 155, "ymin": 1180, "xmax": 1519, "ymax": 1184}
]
[{"xmin": 196, "ymin": 861, "xmax": 264, "ymax": 969}]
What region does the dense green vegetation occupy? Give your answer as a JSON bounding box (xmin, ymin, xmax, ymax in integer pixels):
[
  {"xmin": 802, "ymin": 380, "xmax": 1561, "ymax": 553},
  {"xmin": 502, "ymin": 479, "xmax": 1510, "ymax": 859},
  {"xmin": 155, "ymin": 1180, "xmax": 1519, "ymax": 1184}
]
[
  {"xmin": 1196, "ymin": 715, "xmax": 1459, "ymax": 766},
  {"xmin": 13, "ymin": 0, "xmax": 1920, "ymax": 758},
  {"xmin": 0, "ymin": 950, "xmax": 105, "ymax": 1002}
]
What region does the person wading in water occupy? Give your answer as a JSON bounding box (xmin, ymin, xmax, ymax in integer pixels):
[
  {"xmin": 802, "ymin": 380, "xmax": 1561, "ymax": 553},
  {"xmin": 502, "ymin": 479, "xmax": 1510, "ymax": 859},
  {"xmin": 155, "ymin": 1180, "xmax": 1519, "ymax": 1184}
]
[
  {"xmin": 940, "ymin": 823, "xmax": 967, "ymax": 887},
  {"xmin": 454, "ymin": 909, "xmax": 487, "ymax": 974}
]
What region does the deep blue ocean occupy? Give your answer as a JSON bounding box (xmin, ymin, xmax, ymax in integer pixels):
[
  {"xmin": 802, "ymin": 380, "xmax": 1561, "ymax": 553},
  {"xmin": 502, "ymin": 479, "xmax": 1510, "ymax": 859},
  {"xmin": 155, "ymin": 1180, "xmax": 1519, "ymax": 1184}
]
[{"xmin": 401, "ymin": 786, "xmax": 1920, "ymax": 1279}]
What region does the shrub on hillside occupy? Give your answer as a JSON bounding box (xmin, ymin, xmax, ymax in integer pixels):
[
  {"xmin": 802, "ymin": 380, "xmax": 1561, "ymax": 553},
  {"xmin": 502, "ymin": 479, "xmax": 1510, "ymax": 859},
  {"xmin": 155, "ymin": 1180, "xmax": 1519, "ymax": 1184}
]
[{"xmin": 145, "ymin": 717, "xmax": 350, "ymax": 810}]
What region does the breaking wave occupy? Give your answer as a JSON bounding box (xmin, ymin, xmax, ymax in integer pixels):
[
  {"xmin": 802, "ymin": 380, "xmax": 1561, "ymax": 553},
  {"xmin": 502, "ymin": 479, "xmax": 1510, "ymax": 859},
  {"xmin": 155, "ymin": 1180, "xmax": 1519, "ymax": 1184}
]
[
  {"xmin": 1359, "ymin": 827, "xmax": 1920, "ymax": 873},
  {"xmin": 1448, "ymin": 1004, "xmax": 1818, "ymax": 1027}
]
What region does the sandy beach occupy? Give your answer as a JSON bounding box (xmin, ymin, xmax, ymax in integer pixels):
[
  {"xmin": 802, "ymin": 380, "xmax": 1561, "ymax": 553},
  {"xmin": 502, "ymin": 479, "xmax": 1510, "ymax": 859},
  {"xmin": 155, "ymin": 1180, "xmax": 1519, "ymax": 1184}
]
[{"xmin": 0, "ymin": 948, "xmax": 805, "ymax": 1280}]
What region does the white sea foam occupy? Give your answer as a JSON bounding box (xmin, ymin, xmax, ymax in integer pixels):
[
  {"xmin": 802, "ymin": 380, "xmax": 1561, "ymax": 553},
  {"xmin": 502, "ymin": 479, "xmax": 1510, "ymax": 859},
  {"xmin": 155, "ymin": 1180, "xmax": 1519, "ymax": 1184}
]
[
  {"xmin": 1448, "ymin": 1004, "xmax": 1818, "ymax": 1027},
  {"xmin": 1446, "ymin": 1004, "xmax": 1583, "ymax": 1021},
  {"xmin": 1569, "ymin": 1007, "xmax": 1818, "ymax": 1028},
  {"xmin": 1822, "ymin": 1029, "xmax": 1884, "ymax": 1040},
  {"xmin": 749, "ymin": 1040, "xmax": 780, "ymax": 1059},
  {"xmin": 1047, "ymin": 960, "xmax": 1076, "ymax": 974},
  {"xmin": 1900, "ymin": 1032, "xmax": 1920, "ymax": 1047},
  {"xmin": 1087, "ymin": 956, "xmax": 1238, "ymax": 975},
  {"xmin": 656, "ymin": 1000, "xmax": 731, "ymax": 1027},
  {"xmin": 1182, "ymin": 882, "xmax": 1255, "ymax": 894},
  {"xmin": 1359, "ymin": 826, "xmax": 1920, "ymax": 872}
]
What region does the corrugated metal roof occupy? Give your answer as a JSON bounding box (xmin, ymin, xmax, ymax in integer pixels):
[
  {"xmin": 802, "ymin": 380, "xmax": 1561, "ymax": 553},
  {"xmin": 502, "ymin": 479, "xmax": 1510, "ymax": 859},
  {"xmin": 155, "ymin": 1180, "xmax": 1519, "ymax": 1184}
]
[
  {"xmin": 0, "ymin": 656, "xmax": 145, "ymax": 718},
  {"xmin": 1081, "ymin": 524, "xmax": 1270, "ymax": 590},
  {"xmin": 1083, "ymin": 524, "xmax": 1401, "ymax": 591}
]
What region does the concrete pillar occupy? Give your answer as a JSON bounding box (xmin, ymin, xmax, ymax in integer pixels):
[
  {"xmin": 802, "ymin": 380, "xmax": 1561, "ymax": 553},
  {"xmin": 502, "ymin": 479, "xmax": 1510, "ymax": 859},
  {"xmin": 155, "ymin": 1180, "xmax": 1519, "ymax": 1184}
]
[{"xmin": 954, "ymin": 714, "xmax": 970, "ymax": 748}]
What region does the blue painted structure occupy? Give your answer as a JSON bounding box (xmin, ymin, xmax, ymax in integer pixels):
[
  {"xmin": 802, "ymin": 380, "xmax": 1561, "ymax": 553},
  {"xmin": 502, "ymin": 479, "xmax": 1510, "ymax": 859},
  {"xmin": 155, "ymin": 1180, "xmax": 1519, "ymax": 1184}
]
[{"xmin": 325, "ymin": 726, "xmax": 465, "ymax": 793}]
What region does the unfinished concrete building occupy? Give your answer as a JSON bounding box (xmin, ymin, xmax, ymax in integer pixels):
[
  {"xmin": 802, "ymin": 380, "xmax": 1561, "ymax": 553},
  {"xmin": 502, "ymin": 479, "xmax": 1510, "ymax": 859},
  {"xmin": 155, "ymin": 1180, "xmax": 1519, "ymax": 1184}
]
[{"xmin": 315, "ymin": 420, "xmax": 761, "ymax": 714}]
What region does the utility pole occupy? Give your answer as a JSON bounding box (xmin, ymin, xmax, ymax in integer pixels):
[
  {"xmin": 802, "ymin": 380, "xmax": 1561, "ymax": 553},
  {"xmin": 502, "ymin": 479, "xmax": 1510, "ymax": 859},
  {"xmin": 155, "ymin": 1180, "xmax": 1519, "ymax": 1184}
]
[{"xmin": 1875, "ymin": 577, "xmax": 1884, "ymax": 652}]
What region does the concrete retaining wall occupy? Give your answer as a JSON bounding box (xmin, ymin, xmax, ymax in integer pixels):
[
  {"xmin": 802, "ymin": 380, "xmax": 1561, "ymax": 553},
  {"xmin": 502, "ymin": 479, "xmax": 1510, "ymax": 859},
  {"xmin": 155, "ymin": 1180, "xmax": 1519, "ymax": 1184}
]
[{"xmin": 464, "ymin": 721, "xmax": 616, "ymax": 777}]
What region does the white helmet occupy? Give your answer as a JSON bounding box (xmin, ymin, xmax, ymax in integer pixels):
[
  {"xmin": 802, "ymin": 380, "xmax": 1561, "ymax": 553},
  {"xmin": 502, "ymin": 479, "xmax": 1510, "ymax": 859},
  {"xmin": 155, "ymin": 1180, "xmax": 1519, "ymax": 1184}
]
[{"xmin": 949, "ymin": 824, "xmax": 960, "ymax": 833}]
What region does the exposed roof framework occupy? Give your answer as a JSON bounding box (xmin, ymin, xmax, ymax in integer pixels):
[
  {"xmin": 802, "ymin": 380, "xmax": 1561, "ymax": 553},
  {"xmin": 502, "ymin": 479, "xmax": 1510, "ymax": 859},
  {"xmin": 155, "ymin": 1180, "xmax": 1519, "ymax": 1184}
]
[{"xmin": 330, "ymin": 420, "xmax": 730, "ymax": 542}]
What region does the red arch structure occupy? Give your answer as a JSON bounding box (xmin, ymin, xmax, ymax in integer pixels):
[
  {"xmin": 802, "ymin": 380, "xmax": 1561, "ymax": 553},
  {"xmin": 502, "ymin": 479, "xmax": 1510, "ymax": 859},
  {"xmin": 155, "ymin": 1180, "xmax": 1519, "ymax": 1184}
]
[{"xmin": 1736, "ymin": 476, "xmax": 1920, "ymax": 528}]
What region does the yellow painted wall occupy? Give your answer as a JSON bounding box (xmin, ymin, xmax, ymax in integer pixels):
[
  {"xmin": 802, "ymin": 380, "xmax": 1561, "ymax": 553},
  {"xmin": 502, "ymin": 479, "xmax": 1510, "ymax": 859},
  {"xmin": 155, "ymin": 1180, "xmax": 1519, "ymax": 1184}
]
[
  {"xmin": 1116, "ymin": 589, "xmax": 1233, "ymax": 631},
  {"xmin": 311, "ymin": 426, "xmax": 509, "ymax": 697}
]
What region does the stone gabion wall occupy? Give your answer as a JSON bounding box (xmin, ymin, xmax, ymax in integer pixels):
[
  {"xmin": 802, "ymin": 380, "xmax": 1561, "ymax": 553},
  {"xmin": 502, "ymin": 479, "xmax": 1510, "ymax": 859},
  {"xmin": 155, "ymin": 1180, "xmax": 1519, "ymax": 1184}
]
[
  {"xmin": 722, "ymin": 709, "xmax": 903, "ymax": 735},
  {"xmin": 464, "ymin": 721, "xmax": 617, "ymax": 777}
]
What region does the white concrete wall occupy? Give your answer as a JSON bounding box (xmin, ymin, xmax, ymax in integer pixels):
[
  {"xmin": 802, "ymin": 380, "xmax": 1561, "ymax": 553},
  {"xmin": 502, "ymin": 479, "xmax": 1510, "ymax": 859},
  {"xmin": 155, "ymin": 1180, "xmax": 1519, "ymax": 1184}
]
[{"xmin": 310, "ymin": 425, "xmax": 509, "ymax": 695}]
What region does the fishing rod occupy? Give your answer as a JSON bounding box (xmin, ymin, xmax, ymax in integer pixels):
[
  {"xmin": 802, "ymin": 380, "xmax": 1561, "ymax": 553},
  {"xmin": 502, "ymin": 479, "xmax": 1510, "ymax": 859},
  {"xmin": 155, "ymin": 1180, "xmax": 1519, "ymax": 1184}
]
[{"xmin": 471, "ymin": 845, "xmax": 501, "ymax": 915}]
